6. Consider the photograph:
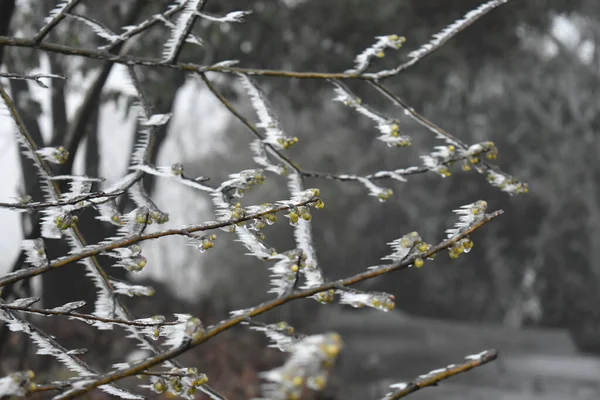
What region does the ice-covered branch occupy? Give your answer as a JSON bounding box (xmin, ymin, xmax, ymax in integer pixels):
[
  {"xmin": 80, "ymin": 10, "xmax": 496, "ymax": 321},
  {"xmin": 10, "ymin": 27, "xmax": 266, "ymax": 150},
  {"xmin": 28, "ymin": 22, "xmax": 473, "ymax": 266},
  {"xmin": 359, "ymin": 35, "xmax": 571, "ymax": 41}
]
[
  {"xmin": 0, "ymin": 304, "xmax": 141, "ymax": 399},
  {"xmin": 162, "ymin": 0, "xmax": 207, "ymax": 63},
  {"xmin": 369, "ymin": 81, "xmax": 528, "ymax": 194},
  {"xmin": 35, "ymin": 0, "xmax": 84, "ymax": 42},
  {"xmin": 372, "ymin": 0, "xmax": 512, "ymax": 79},
  {"xmin": 1, "ymin": 299, "xmax": 181, "ymax": 328},
  {"xmin": 381, "ymin": 349, "xmax": 498, "ymax": 399},
  {"xmin": 0, "ymin": 198, "xmax": 318, "ymax": 288},
  {"xmin": 0, "ymin": 188, "xmax": 125, "ymax": 212}
]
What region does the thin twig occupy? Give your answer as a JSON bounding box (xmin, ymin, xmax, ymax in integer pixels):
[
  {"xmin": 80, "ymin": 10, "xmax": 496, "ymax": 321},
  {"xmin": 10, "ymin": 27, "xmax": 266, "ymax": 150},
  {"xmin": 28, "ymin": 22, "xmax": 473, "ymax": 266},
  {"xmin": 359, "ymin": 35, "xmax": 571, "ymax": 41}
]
[
  {"xmin": 1, "ymin": 304, "xmax": 180, "ymax": 327},
  {"xmin": 0, "ymin": 189, "xmax": 125, "ymax": 211},
  {"xmin": 384, "ymin": 349, "xmax": 499, "ymax": 399}
]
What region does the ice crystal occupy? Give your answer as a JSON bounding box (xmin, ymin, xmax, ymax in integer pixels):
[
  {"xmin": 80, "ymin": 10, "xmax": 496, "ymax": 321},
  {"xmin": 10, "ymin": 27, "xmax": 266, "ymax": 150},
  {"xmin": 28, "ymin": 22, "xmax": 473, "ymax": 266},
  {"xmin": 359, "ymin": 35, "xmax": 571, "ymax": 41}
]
[
  {"xmin": 36, "ymin": 146, "xmax": 69, "ymax": 164},
  {"xmin": 21, "ymin": 239, "xmax": 47, "ymax": 267},
  {"xmin": 408, "ymin": 0, "xmax": 510, "ymax": 61},
  {"xmin": 195, "ymin": 10, "xmax": 251, "ymax": 23},
  {"xmin": 347, "ymin": 34, "xmax": 406, "ymax": 73},
  {"xmin": 68, "ymin": 14, "xmax": 125, "ymax": 45},
  {"xmin": 238, "ymin": 74, "xmax": 298, "ymax": 150},
  {"xmin": 338, "ymin": 289, "xmax": 396, "ymax": 312},
  {"xmin": 332, "ymin": 82, "xmax": 411, "ymax": 147},
  {"xmin": 446, "ymin": 200, "xmax": 488, "ymax": 239}
]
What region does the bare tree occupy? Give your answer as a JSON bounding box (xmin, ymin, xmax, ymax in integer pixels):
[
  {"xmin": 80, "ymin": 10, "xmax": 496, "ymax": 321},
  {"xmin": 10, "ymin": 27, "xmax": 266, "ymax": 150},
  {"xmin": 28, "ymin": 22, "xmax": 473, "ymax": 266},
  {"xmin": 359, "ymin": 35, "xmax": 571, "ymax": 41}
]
[{"xmin": 0, "ymin": 0, "xmax": 525, "ymax": 398}]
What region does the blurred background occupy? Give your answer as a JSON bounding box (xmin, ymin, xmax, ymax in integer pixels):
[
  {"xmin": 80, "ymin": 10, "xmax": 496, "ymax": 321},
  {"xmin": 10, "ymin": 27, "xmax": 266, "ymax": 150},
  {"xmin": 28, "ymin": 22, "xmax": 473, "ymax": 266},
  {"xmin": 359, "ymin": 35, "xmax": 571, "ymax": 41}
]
[{"xmin": 1, "ymin": 0, "xmax": 600, "ymax": 398}]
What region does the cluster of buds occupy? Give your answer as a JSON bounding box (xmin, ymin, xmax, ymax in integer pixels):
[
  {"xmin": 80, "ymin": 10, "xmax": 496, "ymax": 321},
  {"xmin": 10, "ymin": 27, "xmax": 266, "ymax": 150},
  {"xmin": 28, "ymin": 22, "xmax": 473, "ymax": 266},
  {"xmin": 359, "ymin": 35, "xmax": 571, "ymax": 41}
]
[
  {"xmin": 448, "ymin": 237, "xmax": 474, "ymax": 259},
  {"xmin": 413, "ymin": 240, "xmax": 434, "ymax": 268},
  {"xmin": 259, "ymin": 333, "xmax": 343, "ymax": 399},
  {"xmin": 277, "ymin": 136, "xmax": 299, "ymax": 150},
  {"xmin": 379, "ymin": 122, "xmax": 412, "ymax": 148},
  {"xmin": 383, "ymin": 34, "xmax": 406, "ymax": 50},
  {"xmin": 381, "ymin": 231, "xmax": 435, "ymax": 268},
  {"xmin": 446, "ymin": 200, "xmax": 488, "ymax": 239},
  {"xmin": 486, "ymin": 171, "xmax": 529, "ymax": 195},
  {"xmin": 148, "ymin": 368, "xmax": 209, "ymax": 398},
  {"xmin": 113, "ymin": 244, "xmax": 147, "ymax": 272},
  {"xmin": 150, "ymin": 210, "xmax": 169, "ymax": 224},
  {"xmin": 421, "ymin": 145, "xmax": 459, "ymax": 177},
  {"xmin": 54, "ymin": 212, "xmax": 78, "ymax": 230},
  {"xmin": 188, "ymin": 233, "xmax": 217, "ymax": 253},
  {"xmin": 383, "ymin": 231, "xmax": 422, "ymax": 262},
  {"xmin": 314, "ymin": 289, "xmax": 336, "ymax": 304},
  {"xmin": 347, "ymin": 34, "xmax": 406, "ymax": 73},
  {"xmin": 184, "ymin": 317, "xmax": 205, "ymax": 342},
  {"xmin": 462, "ymin": 141, "xmax": 498, "ymax": 168},
  {"xmin": 0, "ymin": 370, "xmax": 36, "ymax": 397},
  {"xmin": 170, "ymin": 162, "xmax": 184, "ymax": 176},
  {"xmin": 36, "ymin": 146, "xmax": 69, "ymax": 164},
  {"xmin": 220, "ymin": 169, "xmax": 267, "ymax": 199},
  {"xmin": 338, "ymin": 288, "xmax": 396, "ymax": 311},
  {"xmin": 287, "ymin": 206, "xmax": 313, "ymax": 225}
]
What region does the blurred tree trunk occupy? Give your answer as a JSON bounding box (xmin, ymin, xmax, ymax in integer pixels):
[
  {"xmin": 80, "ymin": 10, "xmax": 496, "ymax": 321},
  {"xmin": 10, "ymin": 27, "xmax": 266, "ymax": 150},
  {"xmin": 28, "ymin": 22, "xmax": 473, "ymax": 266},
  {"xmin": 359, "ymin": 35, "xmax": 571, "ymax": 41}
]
[{"xmin": 0, "ymin": 0, "xmax": 15, "ymax": 64}]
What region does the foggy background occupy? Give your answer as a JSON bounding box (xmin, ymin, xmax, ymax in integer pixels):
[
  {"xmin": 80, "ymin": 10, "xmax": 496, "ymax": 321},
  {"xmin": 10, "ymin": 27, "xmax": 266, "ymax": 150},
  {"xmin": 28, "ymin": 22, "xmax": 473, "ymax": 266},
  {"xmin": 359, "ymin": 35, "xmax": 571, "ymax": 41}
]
[{"xmin": 1, "ymin": 0, "xmax": 600, "ymax": 399}]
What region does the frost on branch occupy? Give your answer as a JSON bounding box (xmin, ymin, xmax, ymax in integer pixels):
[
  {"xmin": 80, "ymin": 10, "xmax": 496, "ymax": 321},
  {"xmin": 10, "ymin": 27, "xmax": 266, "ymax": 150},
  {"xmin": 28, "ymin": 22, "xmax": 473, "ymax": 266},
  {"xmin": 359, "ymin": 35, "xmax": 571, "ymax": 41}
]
[
  {"xmin": 381, "ymin": 349, "xmax": 498, "ymax": 400},
  {"xmin": 407, "ymin": 0, "xmax": 510, "ymax": 61},
  {"xmin": 486, "ymin": 169, "xmax": 529, "ymax": 195},
  {"xmin": 247, "ymin": 321, "xmax": 298, "ymax": 352},
  {"xmin": 111, "ymin": 244, "xmax": 148, "ymax": 273},
  {"xmin": 238, "ymin": 74, "xmax": 299, "ymax": 150},
  {"xmin": 6, "ymin": 297, "xmax": 40, "ymax": 308},
  {"xmin": 250, "ymin": 139, "xmax": 288, "ymax": 175},
  {"xmin": 268, "ymin": 249, "xmax": 304, "ymax": 297},
  {"xmin": 195, "ymin": 10, "xmax": 252, "ymax": 23},
  {"xmin": 150, "ymin": 314, "xmax": 203, "ymax": 349},
  {"xmin": 332, "ymin": 82, "xmax": 411, "ymax": 148},
  {"xmin": 381, "ymin": 231, "xmax": 423, "ymax": 263},
  {"xmin": 286, "ymin": 175, "xmax": 325, "ymax": 295},
  {"xmin": 0, "ymin": 307, "xmax": 141, "ymax": 399},
  {"xmin": 162, "ymin": 0, "xmax": 202, "ymax": 62},
  {"xmin": 338, "ymin": 288, "xmax": 396, "ymax": 311},
  {"xmin": 68, "ymin": 14, "xmax": 126, "ymax": 47},
  {"xmin": 131, "ymin": 163, "xmax": 214, "ymax": 193},
  {"xmin": 96, "ymin": 198, "xmax": 122, "ymax": 226},
  {"xmin": 446, "ymin": 200, "xmax": 488, "ymax": 239},
  {"xmin": 420, "ymin": 145, "xmax": 457, "ymax": 177},
  {"xmin": 257, "ymin": 332, "xmax": 343, "ymax": 400},
  {"xmin": 35, "ymin": 146, "xmax": 69, "ymax": 164},
  {"xmin": 346, "ymin": 34, "xmax": 406, "ymax": 73},
  {"xmin": 110, "ymin": 280, "xmax": 156, "ymax": 297},
  {"xmin": 21, "ymin": 239, "xmax": 47, "ymax": 268},
  {"xmin": 39, "ymin": 0, "xmax": 78, "ymax": 36},
  {"xmin": 143, "ymin": 369, "xmax": 209, "ymax": 399},
  {"xmin": 357, "ymin": 177, "xmax": 394, "ymax": 202}
]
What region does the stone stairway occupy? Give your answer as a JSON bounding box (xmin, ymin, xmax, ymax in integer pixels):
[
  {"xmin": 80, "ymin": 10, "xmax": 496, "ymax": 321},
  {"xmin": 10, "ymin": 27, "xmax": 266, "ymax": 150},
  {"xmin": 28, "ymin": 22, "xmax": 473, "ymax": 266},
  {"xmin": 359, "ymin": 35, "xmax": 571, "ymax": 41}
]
[{"xmin": 315, "ymin": 307, "xmax": 600, "ymax": 399}]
